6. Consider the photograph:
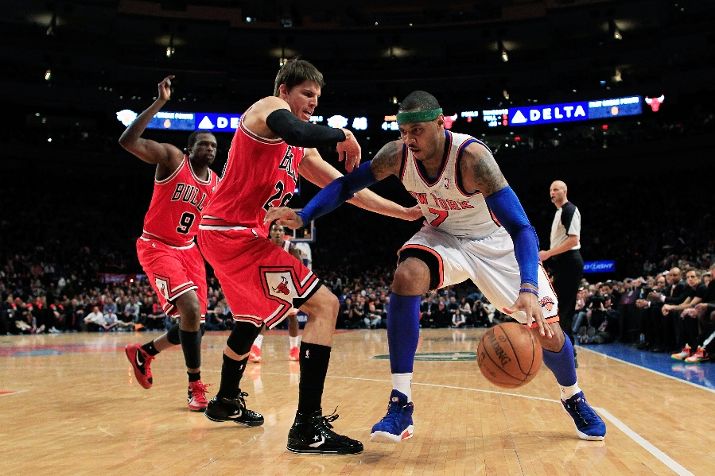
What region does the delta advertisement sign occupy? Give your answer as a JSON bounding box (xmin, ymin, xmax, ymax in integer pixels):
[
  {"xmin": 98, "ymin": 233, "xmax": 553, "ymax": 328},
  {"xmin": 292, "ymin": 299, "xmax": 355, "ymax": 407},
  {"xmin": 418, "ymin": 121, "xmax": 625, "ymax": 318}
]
[{"xmin": 506, "ymin": 96, "xmax": 642, "ymax": 127}]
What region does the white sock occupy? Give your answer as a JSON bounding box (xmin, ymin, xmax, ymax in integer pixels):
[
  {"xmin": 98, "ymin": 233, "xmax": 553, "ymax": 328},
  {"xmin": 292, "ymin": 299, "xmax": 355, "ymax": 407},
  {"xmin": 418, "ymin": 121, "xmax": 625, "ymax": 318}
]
[
  {"xmin": 289, "ymin": 335, "xmax": 300, "ymax": 348},
  {"xmin": 253, "ymin": 334, "xmax": 264, "ymax": 348},
  {"xmin": 560, "ymin": 383, "xmax": 582, "ymax": 401},
  {"xmin": 392, "ymin": 373, "xmax": 413, "ymax": 402}
]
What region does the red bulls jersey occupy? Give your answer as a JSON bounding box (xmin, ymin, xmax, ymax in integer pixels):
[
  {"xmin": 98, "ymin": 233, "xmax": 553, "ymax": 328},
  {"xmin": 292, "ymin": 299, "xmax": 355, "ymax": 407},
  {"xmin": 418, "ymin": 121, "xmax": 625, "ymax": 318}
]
[
  {"xmin": 141, "ymin": 157, "xmax": 219, "ymax": 246},
  {"xmin": 200, "ymin": 115, "xmax": 304, "ymax": 237}
]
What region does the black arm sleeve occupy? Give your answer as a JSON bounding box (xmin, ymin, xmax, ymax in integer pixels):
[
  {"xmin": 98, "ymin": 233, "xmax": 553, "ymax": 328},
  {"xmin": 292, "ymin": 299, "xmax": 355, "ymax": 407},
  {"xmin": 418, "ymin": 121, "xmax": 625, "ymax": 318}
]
[{"xmin": 266, "ymin": 109, "xmax": 346, "ymax": 147}]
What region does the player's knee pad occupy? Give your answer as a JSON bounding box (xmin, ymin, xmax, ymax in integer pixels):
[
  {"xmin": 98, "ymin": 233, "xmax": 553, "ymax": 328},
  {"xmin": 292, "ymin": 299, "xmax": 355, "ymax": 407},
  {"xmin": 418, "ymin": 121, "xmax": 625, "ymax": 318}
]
[
  {"xmin": 227, "ymin": 322, "xmax": 263, "ymax": 356},
  {"xmin": 167, "ymin": 323, "xmax": 181, "ymax": 345},
  {"xmin": 397, "ymin": 248, "xmax": 439, "ymax": 291}
]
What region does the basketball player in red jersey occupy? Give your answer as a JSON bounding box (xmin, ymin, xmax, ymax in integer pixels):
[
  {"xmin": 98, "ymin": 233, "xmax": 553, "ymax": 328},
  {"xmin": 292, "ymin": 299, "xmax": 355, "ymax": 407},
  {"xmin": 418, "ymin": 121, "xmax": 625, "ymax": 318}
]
[
  {"xmin": 120, "ymin": 75, "xmax": 219, "ymax": 412},
  {"xmin": 248, "ymin": 223, "xmax": 304, "ymax": 363},
  {"xmin": 198, "ymin": 59, "xmax": 420, "ymax": 454}
]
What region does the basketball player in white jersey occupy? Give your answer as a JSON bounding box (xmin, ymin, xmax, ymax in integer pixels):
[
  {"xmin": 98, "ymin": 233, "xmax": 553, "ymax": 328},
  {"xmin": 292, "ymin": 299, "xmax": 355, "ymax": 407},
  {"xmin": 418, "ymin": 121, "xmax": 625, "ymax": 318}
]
[{"xmin": 266, "ymin": 90, "xmax": 606, "ymax": 443}]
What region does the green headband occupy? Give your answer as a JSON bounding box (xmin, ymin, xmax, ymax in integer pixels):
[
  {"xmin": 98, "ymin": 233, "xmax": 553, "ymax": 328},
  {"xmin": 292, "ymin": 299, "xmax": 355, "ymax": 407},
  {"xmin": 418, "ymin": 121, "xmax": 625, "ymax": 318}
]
[{"xmin": 396, "ymin": 107, "xmax": 443, "ymax": 125}]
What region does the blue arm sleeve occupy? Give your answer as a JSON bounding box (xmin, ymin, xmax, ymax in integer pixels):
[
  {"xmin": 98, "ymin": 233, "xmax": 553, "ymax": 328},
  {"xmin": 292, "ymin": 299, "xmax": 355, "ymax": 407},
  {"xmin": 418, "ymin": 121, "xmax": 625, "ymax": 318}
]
[
  {"xmin": 298, "ymin": 161, "xmax": 378, "ymax": 224},
  {"xmin": 484, "ymin": 186, "xmax": 539, "ymax": 288}
]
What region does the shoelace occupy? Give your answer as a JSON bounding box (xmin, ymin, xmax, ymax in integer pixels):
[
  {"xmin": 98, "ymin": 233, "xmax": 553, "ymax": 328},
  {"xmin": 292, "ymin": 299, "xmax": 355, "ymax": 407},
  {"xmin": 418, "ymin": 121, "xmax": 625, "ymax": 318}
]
[
  {"xmin": 190, "ymin": 381, "xmax": 210, "ymax": 395},
  {"xmin": 568, "ymin": 397, "xmax": 598, "ymax": 425},
  {"xmin": 236, "ymin": 391, "xmax": 262, "ymax": 416},
  {"xmin": 316, "ymin": 408, "xmax": 357, "ymax": 443},
  {"xmin": 236, "ymin": 391, "xmax": 250, "ymax": 407},
  {"xmin": 383, "ymin": 399, "xmax": 405, "ymax": 418},
  {"xmin": 317, "ymin": 407, "xmax": 340, "ymax": 430}
]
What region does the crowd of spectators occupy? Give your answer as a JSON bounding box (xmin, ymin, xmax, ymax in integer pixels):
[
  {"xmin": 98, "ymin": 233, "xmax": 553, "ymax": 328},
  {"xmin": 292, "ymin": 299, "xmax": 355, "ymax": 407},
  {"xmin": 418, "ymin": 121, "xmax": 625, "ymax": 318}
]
[
  {"xmin": 3, "ymin": 239, "xmax": 713, "ymax": 363},
  {"xmin": 2, "ymin": 228, "xmax": 714, "ymax": 365}
]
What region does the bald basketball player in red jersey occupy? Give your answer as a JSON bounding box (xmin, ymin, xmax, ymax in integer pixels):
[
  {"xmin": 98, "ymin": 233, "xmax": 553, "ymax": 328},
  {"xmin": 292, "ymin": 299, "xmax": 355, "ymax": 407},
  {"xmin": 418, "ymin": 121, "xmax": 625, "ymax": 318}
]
[
  {"xmin": 120, "ymin": 75, "xmax": 219, "ymax": 411},
  {"xmin": 198, "ymin": 59, "xmax": 420, "ymax": 453}
]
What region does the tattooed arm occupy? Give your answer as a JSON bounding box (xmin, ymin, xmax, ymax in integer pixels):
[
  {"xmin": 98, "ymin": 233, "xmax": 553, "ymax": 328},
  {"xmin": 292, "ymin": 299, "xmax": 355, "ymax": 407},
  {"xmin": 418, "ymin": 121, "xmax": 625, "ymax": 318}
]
[
  {"xmin": 369, "ymin": 140, "xmax": 403, "ymax": 181},
  {"xmin": 458, "ymin": 142, "xmax": 508, "ymax": 196},
  {"xmin": 265, "ymin": 140, "xmax": 407, "ymax": 228},
  {"xmin": 461, "ymin": 142, "xmax": 552, "ymax": 337},
  {"xmin": 298, "ymin": 143, "xmax": 419, "ymax": 221}
]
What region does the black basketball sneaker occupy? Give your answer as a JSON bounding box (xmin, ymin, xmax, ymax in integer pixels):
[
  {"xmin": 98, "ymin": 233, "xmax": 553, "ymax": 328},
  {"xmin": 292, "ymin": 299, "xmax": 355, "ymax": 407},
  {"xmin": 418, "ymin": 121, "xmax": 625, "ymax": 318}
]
[
  {"xmin": 204, "ymin": 392, "xmax": 264, "ymax": 427},
  {"xmin": 287, "ymin": 409, "xmax": 363, "ymax": 454}
]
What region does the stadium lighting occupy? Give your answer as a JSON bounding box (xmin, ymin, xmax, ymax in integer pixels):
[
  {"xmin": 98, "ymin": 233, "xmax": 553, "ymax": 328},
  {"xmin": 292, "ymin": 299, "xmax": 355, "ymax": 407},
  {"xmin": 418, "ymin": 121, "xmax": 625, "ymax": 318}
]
[
  {"xmin": 610, "ymin": 20, "xmax": 623, "ymax": 40},
  {"xmin": 46, "ymin": 12, "xmax": 57, "ymax": 35},
  {"xmin": 44, "ymin": 69, "xmax": 52, "ymax": 81},
  {"xmin": 499, "ymin": 41, "xmax": 509, "ymax": 62},
  {"xmin": 165, "ymin": 33, "xmax": 175, "ymax": 58},
  {"xmin": 612, "ymin": 68, "xmax": 623, "ymax": 83}
]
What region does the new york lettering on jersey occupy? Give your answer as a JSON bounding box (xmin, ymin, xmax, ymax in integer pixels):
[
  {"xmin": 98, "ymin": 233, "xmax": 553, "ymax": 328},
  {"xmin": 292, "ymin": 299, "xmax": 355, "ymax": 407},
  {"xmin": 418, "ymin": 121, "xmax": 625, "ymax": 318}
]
[
  {"xmin": 201, "ymin": 114, "xmax": 305, "ymax": 236},
  {"xmin": 141, "ymin": 157, "xmax": 218, "ymax": 246},
  {"xmin": 400, "ymin": 131, "xmax": 501, "ymax": 239}
]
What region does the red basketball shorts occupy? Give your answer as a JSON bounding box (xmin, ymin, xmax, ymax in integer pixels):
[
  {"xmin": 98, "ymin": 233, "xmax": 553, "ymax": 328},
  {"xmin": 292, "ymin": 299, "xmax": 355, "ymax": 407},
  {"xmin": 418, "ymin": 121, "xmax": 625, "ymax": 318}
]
[
  {"xmin": 136, "ymin": 237, "xmax": 207, "ymax": 319},
  {"xmin": 198, "ymin": 227, "xmax": 320, "ymax": 329}
]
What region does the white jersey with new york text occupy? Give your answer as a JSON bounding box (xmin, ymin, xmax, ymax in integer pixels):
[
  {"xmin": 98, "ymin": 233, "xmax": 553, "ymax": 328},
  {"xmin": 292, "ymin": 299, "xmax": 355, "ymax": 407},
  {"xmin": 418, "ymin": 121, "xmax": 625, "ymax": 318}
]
[{"xmin": 400, "ymin": 130, "xmax": 500, "ymax": 239}]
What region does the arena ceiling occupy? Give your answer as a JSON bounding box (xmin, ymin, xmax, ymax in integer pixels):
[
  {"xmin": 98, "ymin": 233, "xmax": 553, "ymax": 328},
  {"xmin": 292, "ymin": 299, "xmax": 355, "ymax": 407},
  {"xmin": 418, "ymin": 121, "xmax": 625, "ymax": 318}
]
[{"xmin": 2, "ymin": 0, "xmax": 714, "ymax": 113}]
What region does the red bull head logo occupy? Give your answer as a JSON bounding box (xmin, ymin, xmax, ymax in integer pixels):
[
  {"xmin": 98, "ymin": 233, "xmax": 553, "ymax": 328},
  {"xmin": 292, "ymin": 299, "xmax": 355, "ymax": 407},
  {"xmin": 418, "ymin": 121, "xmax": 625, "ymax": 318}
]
[
  {"xmin": 442, "ymin": 113, "xmax": 457, "ymax": 130},
  {"xmin": 539, "ymin": 296, "xmax": 555, "ymax": 312},
  {"xmin": 273, "ymin": 276, "xmax": 291, "ymax": 296},
  {"xmin": 645, "ymin": 95, "xmax": 665, "ymax": 112}
]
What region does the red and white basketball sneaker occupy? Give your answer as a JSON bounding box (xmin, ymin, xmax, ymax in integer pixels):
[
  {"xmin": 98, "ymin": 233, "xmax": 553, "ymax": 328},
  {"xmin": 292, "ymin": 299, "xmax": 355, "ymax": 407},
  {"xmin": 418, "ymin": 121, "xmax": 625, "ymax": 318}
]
[
  {"xmin": 188, "ymin": 380, "xmax": 210, "ymax": 411},
  {"xmin": 249, "ymin": 345, "xmax": 262, "ymax": 363},
  {"xmin": 125, "ymin": 343, "xmax": 154, "ymax": 389}
]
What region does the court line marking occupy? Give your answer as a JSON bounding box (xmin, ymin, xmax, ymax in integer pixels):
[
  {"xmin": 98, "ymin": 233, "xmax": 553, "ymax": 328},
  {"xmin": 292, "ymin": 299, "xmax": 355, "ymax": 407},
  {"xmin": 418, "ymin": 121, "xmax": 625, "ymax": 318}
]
[
  {"xmin": 7, "ymin": 362, "xmax": 694, "ymax": 475},
  {"xmin": 577, "ymin": 346, "xmax": 715, "ymax": 395},
  {"xmin": 596, "ymin": 407, "xmax": 693, "ymax": 476},
  {"xmin": 10, "ymin": 359, "xmax": 695, "ymax": 474},
  {"xmin": 322, "ymin": 374, "xmax": 693, "ymax": 476},
  {"xmin": 0, "ymin": 389, "xmax": 28, "ymax": 397}
]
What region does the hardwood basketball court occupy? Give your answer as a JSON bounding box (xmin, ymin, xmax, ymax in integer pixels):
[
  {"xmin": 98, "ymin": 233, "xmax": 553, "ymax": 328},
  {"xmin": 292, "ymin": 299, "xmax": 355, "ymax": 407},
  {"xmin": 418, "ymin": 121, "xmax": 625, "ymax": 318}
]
[{"xmin": 1, "ymin": 328, "xmax": 711, "ymax": 475}]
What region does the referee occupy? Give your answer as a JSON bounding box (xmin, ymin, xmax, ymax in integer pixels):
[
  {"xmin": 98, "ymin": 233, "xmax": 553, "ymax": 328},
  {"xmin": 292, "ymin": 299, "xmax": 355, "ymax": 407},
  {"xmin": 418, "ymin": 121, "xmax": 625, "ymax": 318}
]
[{"xmin": 539, "ymin": 180, "xmax": 583, "ymax": 352}]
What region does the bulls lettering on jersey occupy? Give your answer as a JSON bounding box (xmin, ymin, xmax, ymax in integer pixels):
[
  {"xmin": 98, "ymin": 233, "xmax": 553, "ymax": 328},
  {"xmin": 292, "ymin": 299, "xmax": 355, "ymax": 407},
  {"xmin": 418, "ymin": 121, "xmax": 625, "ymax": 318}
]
[
  {"xmin": 400, "ymin": 130, "xmax": 501, "ymax": 239},
  {"xmin": 201, "ymin": 114, "xmax": 305, "ymax": 237},
  {"xmin": 142, "ymin": 157, "xmax": 219, "ymax": 246},
  {"xmin": 170, "ymin": 183, "xmax": 210, "ymax": 212},
  {"xmin": 278, "ymin": 146, "xmax": 298, "ymax": 182}
]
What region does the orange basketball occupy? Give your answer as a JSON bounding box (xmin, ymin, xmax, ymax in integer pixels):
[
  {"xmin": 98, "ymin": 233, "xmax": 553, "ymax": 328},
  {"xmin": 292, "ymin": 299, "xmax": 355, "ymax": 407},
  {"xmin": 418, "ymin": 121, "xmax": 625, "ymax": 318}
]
[{"xmin": 477, "ymin": 322, "xmax": 543, "ymax": 388}]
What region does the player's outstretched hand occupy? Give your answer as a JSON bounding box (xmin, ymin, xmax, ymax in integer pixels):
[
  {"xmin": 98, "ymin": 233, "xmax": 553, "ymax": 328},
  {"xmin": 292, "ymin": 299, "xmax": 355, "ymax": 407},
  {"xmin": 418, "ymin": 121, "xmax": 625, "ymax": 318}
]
[
  {"xmin": 157, "ymin": 75, "xmax": 175, "ymax": 102},
  {"xmin": 264, "ymin": 207, "xmax": 304, "ymax": 230},
  {"xmin": 503, "ymin": 292, "xmax": 553, "ymax": 338},
  {"xmin": 337, "ymin": 129, "xmax": 361, "ymax": 173}
]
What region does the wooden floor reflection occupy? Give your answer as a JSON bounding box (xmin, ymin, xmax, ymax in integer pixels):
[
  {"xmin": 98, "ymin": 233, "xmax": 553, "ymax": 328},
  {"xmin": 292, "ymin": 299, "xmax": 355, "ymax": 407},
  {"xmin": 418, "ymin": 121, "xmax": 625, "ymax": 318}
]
[{"xmin": 0, "ymin": 328, "xmax": 711, "ymax": 475}]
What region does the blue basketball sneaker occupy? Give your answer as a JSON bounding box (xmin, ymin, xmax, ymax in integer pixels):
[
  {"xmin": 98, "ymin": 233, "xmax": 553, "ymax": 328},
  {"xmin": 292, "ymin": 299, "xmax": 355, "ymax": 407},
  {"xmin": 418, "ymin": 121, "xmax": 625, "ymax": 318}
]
[
  {"xmin": 370, "ymin": 389, "xmax": 415, "ymax": 442},
  {"xmin": 562, "ymin": 391, "xmax": 606, "ymax": 440}
]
